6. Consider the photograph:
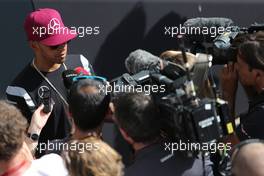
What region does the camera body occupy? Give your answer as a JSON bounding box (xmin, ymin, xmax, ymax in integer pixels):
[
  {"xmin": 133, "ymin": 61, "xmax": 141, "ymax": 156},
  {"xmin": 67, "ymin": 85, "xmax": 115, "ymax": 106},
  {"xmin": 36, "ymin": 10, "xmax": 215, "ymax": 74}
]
[
  {"xmin": 110, "ymin": 59, "xmax": 234, "ymax": 145},
  {"xmin": 185, "ymin": 23, "xmax": 264, "ymax": 65}
]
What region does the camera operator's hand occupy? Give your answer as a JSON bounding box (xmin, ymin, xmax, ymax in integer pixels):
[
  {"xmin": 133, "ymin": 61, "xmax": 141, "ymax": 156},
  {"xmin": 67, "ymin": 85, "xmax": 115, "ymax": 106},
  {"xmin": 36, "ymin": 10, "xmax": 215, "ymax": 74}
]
[
  {"xmin": 220, "ymin": 63, "xmax": 238, "ymax": 118},
  {"xmin": 220, "ymin": 63, "xmax": 238, "ymax": 96},
  {"xmin": 28, "ymin": 104, "xmax": 53, "ymax": 135}
]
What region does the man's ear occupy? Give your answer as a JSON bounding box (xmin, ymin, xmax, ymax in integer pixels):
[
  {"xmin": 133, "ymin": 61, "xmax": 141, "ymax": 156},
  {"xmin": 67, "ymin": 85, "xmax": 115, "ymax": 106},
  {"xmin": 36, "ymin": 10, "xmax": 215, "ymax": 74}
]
[
  {"xmin": 29, "ymin": 41, "xmax": 39, "ymax": 50},
  {"xmin": 104, "ymin": 103, "xmax": 115, "ymax": 122},
  {"xmin": 67, "ymin": 112, "xmax": 77, "ymax": 134},
  {"xmin": 109, "ymin": 102, "xmax": 115, "ymax": 113},
  {"xmin": 119, "ymin": 128, "xmax": 134, "ymax": 145},
  {"xmin": 255, "ymin": 70, "xmax": 264, "ymax": 91}
]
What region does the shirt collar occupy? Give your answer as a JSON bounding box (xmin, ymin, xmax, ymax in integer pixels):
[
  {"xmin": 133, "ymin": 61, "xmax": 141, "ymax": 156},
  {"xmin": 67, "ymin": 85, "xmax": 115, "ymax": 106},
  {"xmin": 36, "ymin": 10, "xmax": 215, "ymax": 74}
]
[{"xmin": 135, "ymin": 143, "xmax": 161, "ymax": 161}]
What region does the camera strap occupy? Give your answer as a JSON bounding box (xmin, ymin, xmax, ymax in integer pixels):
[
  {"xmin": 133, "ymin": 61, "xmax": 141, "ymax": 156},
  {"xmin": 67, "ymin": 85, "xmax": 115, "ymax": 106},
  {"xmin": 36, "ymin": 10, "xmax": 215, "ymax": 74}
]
[{"xmin": 32, "ymin": 59, "xmax": 69, "ymax": 107}]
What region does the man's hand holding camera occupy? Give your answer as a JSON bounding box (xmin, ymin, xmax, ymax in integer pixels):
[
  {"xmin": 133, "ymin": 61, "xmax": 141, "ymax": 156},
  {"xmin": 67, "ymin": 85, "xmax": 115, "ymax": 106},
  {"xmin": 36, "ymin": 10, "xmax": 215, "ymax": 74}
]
[{"xmin": 220, "ymin": 63, "xmax": 238, "ymax": 119}]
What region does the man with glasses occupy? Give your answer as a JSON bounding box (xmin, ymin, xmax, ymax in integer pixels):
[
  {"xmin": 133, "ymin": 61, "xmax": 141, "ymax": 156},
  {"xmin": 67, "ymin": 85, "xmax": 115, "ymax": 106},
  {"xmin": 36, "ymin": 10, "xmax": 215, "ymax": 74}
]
[{"xmin": 5, "ymin": 8, "xmax": 94, "ymax": 156}]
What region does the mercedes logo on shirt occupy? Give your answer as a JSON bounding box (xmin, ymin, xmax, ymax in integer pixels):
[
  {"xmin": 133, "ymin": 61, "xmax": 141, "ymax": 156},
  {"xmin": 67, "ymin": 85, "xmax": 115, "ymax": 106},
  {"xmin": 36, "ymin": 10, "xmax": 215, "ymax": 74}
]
[{"xmin": 38, "ymin": 86, "xmax": 50, "ymax": 99}]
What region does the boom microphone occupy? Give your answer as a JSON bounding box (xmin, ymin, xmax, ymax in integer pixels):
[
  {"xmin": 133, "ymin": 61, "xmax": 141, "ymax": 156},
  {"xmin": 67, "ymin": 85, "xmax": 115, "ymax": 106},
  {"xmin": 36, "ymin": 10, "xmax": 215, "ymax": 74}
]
[
  {"xmin": 125, "ymin": 49, "xmax": 188, "ymax": 80},
  {"xmin": 183, "ymin": 17, "xmax": 235, "ymax": 45},
  {"xmin": 125, "ymin": 49, "xmax": 161, "ymax": 74},
  {"xmin": 183, "ymin": 17, "xmax": 234, "ymax": 28}
]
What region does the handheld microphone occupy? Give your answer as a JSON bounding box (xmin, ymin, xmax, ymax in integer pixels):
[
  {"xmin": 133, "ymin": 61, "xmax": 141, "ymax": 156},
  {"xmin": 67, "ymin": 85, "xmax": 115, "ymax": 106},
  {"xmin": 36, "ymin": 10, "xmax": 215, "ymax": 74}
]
[
  {"xmin": 62, "ymin": 70, "xmax": 78, "ymax": 89},
  {"xmin": 41, "ymin": 89, "xmax": 52, "ymax": 113},
  {"xmin": 37, "ymin": 86, "xmax": 52, "ymax": 113},
  {"xmin": 74, "ymin": 67, "xmax": 91, "ymax": 76}
]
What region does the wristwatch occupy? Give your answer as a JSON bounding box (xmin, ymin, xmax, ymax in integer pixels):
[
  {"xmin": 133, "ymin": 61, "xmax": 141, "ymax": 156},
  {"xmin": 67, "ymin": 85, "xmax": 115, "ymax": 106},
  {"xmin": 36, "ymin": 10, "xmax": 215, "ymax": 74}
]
[{"xmin": 27, "ymin": 133, "xmax": 40, "ymax": 142}]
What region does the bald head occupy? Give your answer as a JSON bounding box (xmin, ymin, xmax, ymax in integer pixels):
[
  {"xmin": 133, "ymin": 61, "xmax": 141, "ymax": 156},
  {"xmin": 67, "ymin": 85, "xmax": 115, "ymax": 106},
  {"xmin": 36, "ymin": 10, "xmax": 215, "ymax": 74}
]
[{"xmin": 232, "ymin": 143, "xmax": 264, "ymax": 176}]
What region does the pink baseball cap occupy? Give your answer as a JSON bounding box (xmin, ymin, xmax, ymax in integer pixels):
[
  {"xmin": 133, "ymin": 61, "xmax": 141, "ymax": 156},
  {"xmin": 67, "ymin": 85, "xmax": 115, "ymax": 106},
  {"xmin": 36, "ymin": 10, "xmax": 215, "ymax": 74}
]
[{"xmin": 24, "ymin": 8, "xmax": 77, "ymax": 46}]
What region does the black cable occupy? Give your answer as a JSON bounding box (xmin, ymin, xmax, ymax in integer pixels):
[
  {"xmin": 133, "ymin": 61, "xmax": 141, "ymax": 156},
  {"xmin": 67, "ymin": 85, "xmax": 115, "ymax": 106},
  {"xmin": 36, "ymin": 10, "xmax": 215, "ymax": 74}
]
[
  {"xmin": 208, "ymin": 67, "xmax": 219, "ymax": 99},
  {"xmin": 202, "ymin": 152, "xmax": 206, "ymax": 176},
  {"xmin": 30, "ymin": 0, "xmax": 36, "ymax": 11},
  {"xmin": 179, "ymin": 37, "xmax": 191, "ymax": 82}
]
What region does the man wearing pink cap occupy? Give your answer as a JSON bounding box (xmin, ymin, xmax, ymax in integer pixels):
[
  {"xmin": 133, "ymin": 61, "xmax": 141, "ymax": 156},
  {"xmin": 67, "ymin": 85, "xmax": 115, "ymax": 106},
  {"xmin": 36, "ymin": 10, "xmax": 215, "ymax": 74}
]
[{"xmin": 5, "ymin": 8, "xmax": 94, "ymax": 157}]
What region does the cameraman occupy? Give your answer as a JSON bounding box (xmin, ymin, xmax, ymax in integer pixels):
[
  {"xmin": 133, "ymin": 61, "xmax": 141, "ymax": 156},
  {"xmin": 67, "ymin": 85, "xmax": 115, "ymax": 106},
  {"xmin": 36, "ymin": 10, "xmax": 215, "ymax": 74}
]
[
  {"xmin": 113, "ymin": 92, "xmax": 213, "ymax": 176},
  {"xmin": 220, "ymin": 31, "xmax": 264, "ymax": 140}
]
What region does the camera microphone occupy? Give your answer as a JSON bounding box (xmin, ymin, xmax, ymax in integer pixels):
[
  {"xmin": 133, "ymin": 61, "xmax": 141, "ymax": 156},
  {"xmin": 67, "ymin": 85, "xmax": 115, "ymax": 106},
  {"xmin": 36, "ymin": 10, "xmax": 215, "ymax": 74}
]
[
  {"xmin": 74, "ymin": 67, "xmax": 91, "ymax": 76},
  {"xmin": 125, "ymin": 49, "xmax": 161, "ymax": 74},
  {"xmin": 62, "ymin": 70, "xmax": 78, "ymax": 89}
]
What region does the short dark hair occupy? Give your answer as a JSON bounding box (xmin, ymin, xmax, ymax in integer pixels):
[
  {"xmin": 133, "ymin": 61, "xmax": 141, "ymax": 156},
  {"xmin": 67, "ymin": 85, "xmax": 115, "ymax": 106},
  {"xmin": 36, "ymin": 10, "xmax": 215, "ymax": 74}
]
[
  {"xmin": 68, "ymin": 79, "xmax": 110, "ymax": 131},
  {"xmin": 113, "ymin": 93, "xmax": 161, "ymax": 143},
  {"xmin": 0, "ymin": 101, "xmax": 27, "ymax": 161},
  {"xmin": 239, "ymin": 31, "xmax": 264, "ymax": 71}
]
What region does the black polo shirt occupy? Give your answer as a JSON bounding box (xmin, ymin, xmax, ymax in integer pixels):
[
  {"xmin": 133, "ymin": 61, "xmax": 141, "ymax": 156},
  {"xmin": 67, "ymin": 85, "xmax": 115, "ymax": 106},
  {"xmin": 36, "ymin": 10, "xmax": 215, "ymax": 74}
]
[
  {"xmin": 236, "ymin": 91, "xmax": 264, "ymax": 140},
  {"xmin": 125, "ymin": 142, "xmax": 213, "ymax": 176}
]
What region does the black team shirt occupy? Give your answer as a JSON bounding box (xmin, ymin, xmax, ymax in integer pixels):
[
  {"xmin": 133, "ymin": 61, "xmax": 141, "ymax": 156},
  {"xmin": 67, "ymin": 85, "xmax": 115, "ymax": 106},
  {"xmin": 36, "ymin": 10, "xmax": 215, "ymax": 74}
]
[{"xmin": 6, "ymin": 55, "xmax": 94, "ymax": 154}]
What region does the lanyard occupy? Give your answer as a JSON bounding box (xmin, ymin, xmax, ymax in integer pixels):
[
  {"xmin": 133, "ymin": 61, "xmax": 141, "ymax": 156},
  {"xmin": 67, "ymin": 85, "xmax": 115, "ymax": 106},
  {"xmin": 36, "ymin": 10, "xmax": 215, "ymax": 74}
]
[
  {"xmin": 0, "ymin": 160, "xmax": 29, "ymax": 176},
  {"xmin": 32, "ymin": 59, "xmax": 69, "ymax": 107}
]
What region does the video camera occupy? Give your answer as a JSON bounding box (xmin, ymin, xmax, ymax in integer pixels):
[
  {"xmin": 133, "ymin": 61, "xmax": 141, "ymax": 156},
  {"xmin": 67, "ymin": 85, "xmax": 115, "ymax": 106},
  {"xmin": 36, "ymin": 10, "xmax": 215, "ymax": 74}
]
[{"xmin": 110, "ymin": 49, "xmax": 234, "ymax": 146}]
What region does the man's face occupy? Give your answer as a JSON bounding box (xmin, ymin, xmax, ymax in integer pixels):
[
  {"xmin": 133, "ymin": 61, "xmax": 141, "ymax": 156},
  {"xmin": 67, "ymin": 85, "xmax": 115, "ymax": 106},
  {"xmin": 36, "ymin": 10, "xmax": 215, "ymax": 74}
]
[
  {"xmin": 36, "ymin": 42, "xmax": 68, "ymax": 64},
  {"xmin": 235, "ymin": 54, "xmax": 255, "ymax": 87}
]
